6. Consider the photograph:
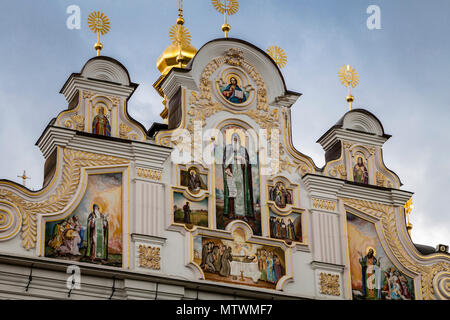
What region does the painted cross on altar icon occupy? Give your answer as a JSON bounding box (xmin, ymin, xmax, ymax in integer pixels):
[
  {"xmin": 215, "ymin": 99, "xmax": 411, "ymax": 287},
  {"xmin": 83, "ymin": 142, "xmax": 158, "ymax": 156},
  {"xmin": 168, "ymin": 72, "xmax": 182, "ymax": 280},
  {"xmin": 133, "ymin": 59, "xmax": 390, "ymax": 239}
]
[{"xmin": 219, "ymin": 76, "xmax": 249, "ymax": 104}]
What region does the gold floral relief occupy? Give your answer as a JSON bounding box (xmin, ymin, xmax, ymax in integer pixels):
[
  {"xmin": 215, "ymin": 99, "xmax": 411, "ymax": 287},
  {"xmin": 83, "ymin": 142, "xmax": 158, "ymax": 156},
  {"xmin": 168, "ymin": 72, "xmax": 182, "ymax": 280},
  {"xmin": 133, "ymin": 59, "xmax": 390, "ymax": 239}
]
[
  {"xmin": 71, "ymin": 114, "xmax": 85, "ymax": 131},
  {"xmin": 312, "ymin": 198, "xmax": 336, "ymax": 211},
  {"xmin": 138, "ymin": 245, "xmax": 161, "ymax": 270},
  {"xmin": 136, "ymin": 168, "xmax": 162, "ymax": 181},
  {"xmin": 119, "ymin": 123, "xmax": 133, "ymax": 139},
  {"xmin": 342, "ymin": 198, "xmax": 450, "ymax": 300},
  {"xmin": 0, "ymin": 148, "xmax": 129, "ymax": 250},
  {"xmin": 320, "ymin": 273, "xmax": 340, "ymax": 296}
]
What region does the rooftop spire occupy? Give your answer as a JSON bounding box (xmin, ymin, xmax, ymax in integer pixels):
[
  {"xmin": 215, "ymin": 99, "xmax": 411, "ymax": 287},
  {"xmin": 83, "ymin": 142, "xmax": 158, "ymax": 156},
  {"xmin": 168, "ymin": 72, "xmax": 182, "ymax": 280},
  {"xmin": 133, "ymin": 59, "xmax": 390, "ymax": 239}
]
[
  {"xmin": 156, "ymin": 0, "xmax": 196, "ymax": 76},
  {"xmin": 17, "ymin": 170, "xmax": 31, "ymax": 187},
  {"xmin": 177, "ymin": 0, "xmax": 184, "ymax": 25},
  {"xmin": 338, "ymin": 65, "xmax": 359, "ymax": 110},
  {"xmin": 87, "ymin": 11, "xmax": 111, "ymax": 56},
  {"xmin": 212, "ymin": 0, "xmax": 239, "ymax": 38}
]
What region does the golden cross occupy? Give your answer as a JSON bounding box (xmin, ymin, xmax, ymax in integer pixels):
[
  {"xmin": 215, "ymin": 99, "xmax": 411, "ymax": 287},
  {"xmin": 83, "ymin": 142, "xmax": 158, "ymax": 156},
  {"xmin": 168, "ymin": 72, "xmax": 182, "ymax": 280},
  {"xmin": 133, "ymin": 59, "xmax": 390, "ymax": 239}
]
[
  {"xmin": 17, "ymin": 170, "xmax": 31, "ymax": 187},
  {"xmin": 87, "ymin": 11, "xmax": 111, "ymax": 56},
  {"xmin": 212, "ymin": 0, "xmax": 239, "ymax": 38},
  {"xmin": 338, "ymin": 65, "xmax": 359, "ymax": 110}
]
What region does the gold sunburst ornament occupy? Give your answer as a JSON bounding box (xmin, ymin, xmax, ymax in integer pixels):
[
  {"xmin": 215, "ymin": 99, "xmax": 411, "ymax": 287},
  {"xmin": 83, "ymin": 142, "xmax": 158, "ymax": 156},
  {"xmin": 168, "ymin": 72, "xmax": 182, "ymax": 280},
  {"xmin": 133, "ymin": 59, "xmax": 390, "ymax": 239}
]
[
  {"xmin": 87, "ymin": 11, "xmax": 111, "ymax": 56},
  {"xmin": 267, "ymin": 46, "xmax": 288, "ymax": 69},
  {"xmin": 212, "ymin": 0, "xmax": 239, "ymax": 38},
  {"xmin": 338, "ymin": 65, "xmax": 359, "ymax": 110},
  {"xmin": 404, "ymin": 198, "xmax": 414, "ymax": 236},
  {"xmin": 169, "ymin": 25, "xmax": 192, "ymax": 47}
]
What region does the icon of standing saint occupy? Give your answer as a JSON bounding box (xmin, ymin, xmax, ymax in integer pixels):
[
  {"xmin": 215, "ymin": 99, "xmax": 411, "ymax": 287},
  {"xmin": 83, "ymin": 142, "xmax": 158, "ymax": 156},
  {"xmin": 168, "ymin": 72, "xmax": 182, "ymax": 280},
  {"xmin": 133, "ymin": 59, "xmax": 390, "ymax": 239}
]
[
  {"xmin": 92, "ymin": 106, "xmax": 111, "ymax": 136},
  {"xmin": 353, "ymin": 156, "xmax": 369, "ymax": 184},
  {"xmin": 223, "ymin": 133, "xmax": 255, "ymax": 219}
]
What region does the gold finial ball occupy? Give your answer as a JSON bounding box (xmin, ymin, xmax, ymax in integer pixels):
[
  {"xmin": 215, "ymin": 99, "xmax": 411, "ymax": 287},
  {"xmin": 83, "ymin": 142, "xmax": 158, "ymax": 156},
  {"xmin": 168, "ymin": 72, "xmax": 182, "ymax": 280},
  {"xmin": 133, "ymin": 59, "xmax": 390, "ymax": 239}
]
[
  {"xmin": 177, "ymin": 17, "xmax": 185, "ymax": 25},
  {"xmin": 222, "ymin": 23, "xmax": 231, "ymax": 33},
  {"xmin": 94, "ymin": 41, "xmax": 103, "ymax": 52},
  {"xmin": 346, "ymin": 94, "xmax": 354, "ymax": 103}
]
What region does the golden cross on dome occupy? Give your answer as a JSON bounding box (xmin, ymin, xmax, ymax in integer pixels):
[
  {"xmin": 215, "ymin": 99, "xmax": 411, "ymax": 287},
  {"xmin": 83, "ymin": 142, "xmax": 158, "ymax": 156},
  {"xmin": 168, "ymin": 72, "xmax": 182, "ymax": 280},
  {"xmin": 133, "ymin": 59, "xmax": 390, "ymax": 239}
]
[
  {"xmin": 87, "ymin": 11, "xmax": 111, "ymax": 56},
  {"xmin": 212, "ymin": 0, "xmax": 239, "ymax": 38},
  {"xmin": 17, "ymin": 170, "xmax": 31, "ymax": 187},
  {"xmin": 170, "ymin": 0, "xmax": 193, "ymax": 66},
  {"xmin": 404, "ymin": 198, "xmax": 414, "ymax": 236},
  {"xmin": 338, "ymin": 65, "xmax": 359, "ymax": 110},
  {"xmin": 267, "ymin": 46, "xmax": 288, "ymax": 69}
]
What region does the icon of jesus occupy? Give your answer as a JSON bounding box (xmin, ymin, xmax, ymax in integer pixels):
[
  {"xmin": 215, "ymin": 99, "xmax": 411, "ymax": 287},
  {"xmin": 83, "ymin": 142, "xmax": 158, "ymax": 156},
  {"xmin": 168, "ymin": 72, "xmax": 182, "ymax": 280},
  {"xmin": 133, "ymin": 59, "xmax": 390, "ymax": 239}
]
[{"xmin": 221, "ymin": 77, "xmax": 247, "ymax": 104}]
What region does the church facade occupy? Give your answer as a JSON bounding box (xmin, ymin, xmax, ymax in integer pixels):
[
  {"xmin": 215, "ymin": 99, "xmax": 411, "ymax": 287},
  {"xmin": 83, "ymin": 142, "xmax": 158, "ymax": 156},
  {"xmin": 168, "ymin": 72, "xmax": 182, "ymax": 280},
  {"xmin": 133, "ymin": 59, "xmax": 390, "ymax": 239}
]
[{"xmin": 0, "ymin": 32, "xmax": 449, "ymax": 300}]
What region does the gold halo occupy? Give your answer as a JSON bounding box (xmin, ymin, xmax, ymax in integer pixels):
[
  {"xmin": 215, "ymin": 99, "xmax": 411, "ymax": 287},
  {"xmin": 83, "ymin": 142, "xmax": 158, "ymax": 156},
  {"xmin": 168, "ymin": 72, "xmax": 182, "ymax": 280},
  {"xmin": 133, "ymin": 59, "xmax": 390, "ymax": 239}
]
[
  {"xmin": 169, "ymin": 24, "xmax": 192, "ymax": 45},
  {"xmin": 366, "ymin": 246, "xmax": 376, "ymax": 256},
  {"xmin": 225, "ymin": 73, "xmax": 241, "ymax": 85},
  {"xmin": 267, "ymin": 46, "xmax": 288, "ymax": 69},
  {"xmin": 212, "ymin": 0, "xmax": 239, "ymax": 15},
  {"xmin": 338, "ymin": 65, "xmax": 359, "ymax": 88},
  {"xmin": 88, "ymin": 11, "xmax": 111, "ymax": 35},
  {"xmin": 91, "ymin": 198, "xmax": 106, "ymax": 214}
]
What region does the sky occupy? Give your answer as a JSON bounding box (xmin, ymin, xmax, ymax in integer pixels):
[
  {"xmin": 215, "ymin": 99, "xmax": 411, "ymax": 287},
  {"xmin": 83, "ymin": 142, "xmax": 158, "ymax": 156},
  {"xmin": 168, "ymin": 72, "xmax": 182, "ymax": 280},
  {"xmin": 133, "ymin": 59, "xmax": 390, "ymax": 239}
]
[{"xmin": 0, "ymin": 0, "xmax": 449, "ymax": 247}]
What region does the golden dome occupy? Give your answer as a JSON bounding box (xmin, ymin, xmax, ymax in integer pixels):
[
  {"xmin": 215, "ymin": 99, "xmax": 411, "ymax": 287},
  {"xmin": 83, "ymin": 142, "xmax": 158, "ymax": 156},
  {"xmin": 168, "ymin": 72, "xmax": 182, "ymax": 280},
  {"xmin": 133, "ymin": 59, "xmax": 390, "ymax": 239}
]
[
  {"xmin": 156, "ymin": 40, "xmax": 196, "ymax": 75},
  {"xmin": 156, "ymin": 22, "xmax": 197, "ymax": 75}
]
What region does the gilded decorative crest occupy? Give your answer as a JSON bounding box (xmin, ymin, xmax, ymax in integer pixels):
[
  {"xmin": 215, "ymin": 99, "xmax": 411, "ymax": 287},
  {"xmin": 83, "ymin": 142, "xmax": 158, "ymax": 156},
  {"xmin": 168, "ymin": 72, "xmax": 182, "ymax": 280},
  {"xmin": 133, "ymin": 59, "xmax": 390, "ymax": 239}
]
[
  {"xmin": 212, "ymin": 0, "xmax": 239, "ymax": 15},
  {"xmin": 320, "ymin": 273, "xmax": 340, "ymax": 296},
  {"xmin": 87, "ymin": 11, "xmax": 111, "ymax": 56},
  {"xmin": 338, "ymin": 65, "xmax": 359, "ymax": 110},
  {"xmin": 138, "ymin": 245, "xmax": 161, "ymax": 270},
  {"xmin": 87, "ymin": 11, "xmax": 111, "ymax": 35},
  {"xmin": 338, "ymin": 65, "xmax": 359, "ymax": 88},
  {"xmin": 212, "ymin": 0, "xmax": 239, "ymax": 37},
  {"xmin": 267, "ymin": 46, "xmax": 288, "ymax": 69},
  {"xmin": 169, "ymin": 24, "xmax": 192, "ymax": 46}
]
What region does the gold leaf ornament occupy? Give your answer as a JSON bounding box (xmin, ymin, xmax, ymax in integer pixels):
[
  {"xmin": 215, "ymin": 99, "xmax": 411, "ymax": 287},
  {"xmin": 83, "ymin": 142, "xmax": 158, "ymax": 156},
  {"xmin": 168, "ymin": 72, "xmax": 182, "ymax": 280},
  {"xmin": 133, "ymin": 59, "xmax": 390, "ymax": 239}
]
[
  {"xmin": 212, "ymin": 0, "xmax": 239, "ymax": 15},
  {"xmin": 87, "ymin": 11, "xmax": 111, "ymax": 35},
  {"xmin": 267, "ymin": 46, "xmax": 288, "ymax": 69},
  {"xmin": 169, "ymin": 24, "xmax": 192, "ymax": 46},
  {"xmin": 338, "ymin": 65, "xmax": 359, "ymax": 88}
]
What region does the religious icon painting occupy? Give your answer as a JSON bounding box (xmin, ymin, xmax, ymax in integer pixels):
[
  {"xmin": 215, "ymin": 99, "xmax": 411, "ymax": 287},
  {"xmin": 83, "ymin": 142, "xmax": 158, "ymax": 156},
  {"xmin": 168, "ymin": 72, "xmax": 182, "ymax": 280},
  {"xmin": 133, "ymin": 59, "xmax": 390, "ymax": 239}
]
[
  {"xmin": 173, "ymin": 192, "xmax": 208, "ymax": 228},
  {"xmin": 219, "ymin": 75, "xmax": 250, "ymax": 104},
  {"xmin": 269, "ymin": 210, "xmax": 302, "ymax": 244},
  {"xmin": 44, "ymin": 173, "xmax": 123, "ymax": 267},
  {"xmin": 214, "ymin": 125, "xmax": 262, "ymax": 236},
  {"xmin": 180, "ymin": 167, "xmax": 208, "ymax": 194},
  {"xmin": 346, "ymin": 212, "xmax": 415, "ymax": 300},
  {"xmin": 268, "ymin": 182, "xmax": 294, "ymax": 209},
  {"xmin": 92, "ymin": 103, "xmax": 111, "ymax": 136},
  {"xmin": 353, "ymin": 155, "xmax": 369, "ymax": 184},
  {"xmin": 193, "ymin": 229, "xmax": 286, "ymax": 289}
]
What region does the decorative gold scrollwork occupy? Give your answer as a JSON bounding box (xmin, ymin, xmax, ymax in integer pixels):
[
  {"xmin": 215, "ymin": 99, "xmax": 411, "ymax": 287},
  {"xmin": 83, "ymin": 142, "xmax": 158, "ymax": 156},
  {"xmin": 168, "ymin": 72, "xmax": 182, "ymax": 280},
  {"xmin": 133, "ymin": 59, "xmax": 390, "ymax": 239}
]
[
  {"xmin": 138, "ymin": 245, "xmax": 161, "ymax": 270},
  {"xmin": 320, "ymin": 273, "xmax": 340, "ymax": 296}
]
